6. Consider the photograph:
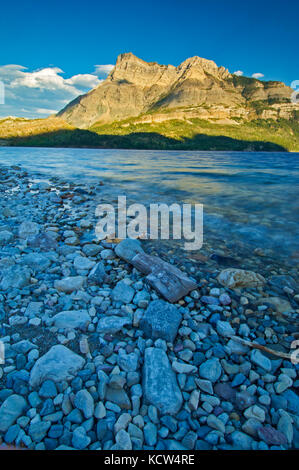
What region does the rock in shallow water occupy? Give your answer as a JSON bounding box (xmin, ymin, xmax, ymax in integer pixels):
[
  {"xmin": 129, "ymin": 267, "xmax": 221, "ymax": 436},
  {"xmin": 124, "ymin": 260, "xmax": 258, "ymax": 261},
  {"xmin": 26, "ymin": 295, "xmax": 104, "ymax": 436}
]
[
  {"xmin": 217, "ymin": 268, "xmax": 265, "ymax": 289},
  {"xmin": 115, "ymin": 238, "xmax": 144, "ymax": 263},
  {"xmin": 143, "ymin": 347, "xmax": 183, "ymax": 415}
]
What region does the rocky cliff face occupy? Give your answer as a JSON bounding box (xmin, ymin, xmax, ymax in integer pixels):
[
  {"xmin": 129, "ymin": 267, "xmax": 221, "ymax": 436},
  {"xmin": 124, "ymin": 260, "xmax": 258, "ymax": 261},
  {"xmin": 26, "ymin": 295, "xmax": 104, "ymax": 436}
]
[{"xmin": 58, "ymin": 53, "xmax": 294, "ymax": 128}]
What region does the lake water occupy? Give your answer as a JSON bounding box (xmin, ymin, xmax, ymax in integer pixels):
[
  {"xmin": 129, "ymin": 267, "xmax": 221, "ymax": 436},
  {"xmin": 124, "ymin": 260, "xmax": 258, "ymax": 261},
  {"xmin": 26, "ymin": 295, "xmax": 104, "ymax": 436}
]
[{"xmin": 0, "ymin": 147, "xmax": 298, "ymax": 273}]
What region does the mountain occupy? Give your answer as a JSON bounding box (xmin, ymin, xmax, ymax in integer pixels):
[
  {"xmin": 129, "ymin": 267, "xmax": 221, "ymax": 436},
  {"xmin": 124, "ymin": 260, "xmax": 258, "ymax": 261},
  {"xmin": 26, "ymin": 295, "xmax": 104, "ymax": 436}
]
[
  {"xmin": 1, "ymin": 53, "xmax": 298, "ymax": 151},
  {"xmin": 58, "ymin": 52, "xmax": 296, "ymax": 128}
]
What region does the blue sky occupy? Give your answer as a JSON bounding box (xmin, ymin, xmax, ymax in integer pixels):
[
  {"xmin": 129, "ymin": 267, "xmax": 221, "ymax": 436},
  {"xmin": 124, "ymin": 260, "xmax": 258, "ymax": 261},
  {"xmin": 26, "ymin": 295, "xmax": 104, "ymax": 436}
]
[{"xmin": 0, "ymin": 0, "xmax": 298, "ymax": 118}]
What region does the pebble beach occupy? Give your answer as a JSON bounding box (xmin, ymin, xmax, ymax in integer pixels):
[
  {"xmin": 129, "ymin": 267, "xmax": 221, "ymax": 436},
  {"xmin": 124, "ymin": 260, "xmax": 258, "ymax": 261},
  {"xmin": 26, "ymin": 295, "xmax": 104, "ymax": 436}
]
[{"xmin": 0, "ymin": 163, "xmax": 298, "ymax": 451}]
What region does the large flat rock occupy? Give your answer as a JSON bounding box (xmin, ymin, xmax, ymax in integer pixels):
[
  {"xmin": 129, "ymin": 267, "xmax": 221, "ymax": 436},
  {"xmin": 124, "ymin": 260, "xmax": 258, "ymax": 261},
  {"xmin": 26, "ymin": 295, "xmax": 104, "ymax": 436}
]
[
  {"xmin": 51, "ymin": 310, "xmax": 91, "ymax": 329},
  {"xmin": 29, "ymin": 345, "xmax": 85, "ymax": 387},
  {"xmin": 142, "ymin": 347, "xmax": 183, "ymax": 415}
]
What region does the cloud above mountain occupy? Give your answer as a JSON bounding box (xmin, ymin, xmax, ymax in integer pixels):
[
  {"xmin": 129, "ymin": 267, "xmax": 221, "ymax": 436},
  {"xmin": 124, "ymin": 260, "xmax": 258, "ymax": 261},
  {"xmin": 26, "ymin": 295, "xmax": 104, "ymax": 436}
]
[
  {"xmin": 0, "ymin": 64, "xmax": 114, "ymax": 118},
  {"xmin": 252, "ymin": 72, "xmax": 264, "ymax": 79}
]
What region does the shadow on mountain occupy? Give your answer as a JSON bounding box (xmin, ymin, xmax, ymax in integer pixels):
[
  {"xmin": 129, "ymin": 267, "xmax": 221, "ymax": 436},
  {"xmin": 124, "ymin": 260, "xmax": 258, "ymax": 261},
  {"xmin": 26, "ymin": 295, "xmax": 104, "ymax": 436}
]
[{"xmin": 4, "ymin": 129, "xmax": 288, "ymax": 151}]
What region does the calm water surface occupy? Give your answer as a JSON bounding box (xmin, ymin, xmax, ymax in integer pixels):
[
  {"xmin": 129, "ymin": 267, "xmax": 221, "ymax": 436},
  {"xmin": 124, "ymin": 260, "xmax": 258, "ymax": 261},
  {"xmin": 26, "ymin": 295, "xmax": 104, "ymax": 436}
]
[{"xmin": 0, "ymin": 147, "xmax": 298, "ymax": 269}]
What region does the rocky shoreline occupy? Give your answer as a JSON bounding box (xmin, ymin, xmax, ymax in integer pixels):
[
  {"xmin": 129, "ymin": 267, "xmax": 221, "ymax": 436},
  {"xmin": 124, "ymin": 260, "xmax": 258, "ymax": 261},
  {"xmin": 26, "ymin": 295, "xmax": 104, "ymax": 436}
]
[{"xmin": 0, "ymin": 163, "xmax": 298, "ymax": 451}]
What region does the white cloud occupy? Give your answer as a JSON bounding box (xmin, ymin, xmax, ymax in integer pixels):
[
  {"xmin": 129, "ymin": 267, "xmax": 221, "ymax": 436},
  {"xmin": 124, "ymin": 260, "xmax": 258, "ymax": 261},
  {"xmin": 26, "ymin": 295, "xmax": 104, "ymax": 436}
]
[
  {"xmin": 252, "ymin": 72, "xmax": 264, "ymax": 79},
  {"xmin": 0, "ymin": 64, "xmax": 110, "ymax": 119},
  {"xmin": 233, "ymin": 70, "xmax": 244, "ymax": 76},
  {"xmin": 35, "ymin": 108, "xmax": 59, "ymax": 115},
  {"xmin": 94, "ymin": 64, "xmax": 114, "ymax": 78},
  {"xmin": 66, "ymin": 74, "xmax": 102, "ymax": 88}
]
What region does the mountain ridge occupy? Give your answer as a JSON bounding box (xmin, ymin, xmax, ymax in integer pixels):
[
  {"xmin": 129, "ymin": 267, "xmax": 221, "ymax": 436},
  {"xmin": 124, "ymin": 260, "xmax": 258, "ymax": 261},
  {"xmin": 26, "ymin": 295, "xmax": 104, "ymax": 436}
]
[{"xmin": 58, "ymin": 52, "xmax": 295, "ymax": 128}]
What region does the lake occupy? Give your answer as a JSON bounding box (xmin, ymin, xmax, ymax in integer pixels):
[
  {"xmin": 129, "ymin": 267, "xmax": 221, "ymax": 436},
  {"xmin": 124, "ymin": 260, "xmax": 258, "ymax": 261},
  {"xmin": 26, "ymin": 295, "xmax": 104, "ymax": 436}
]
[{"xmin": 0, "ymin": 147, "xmax": 298, "ymax": 273}]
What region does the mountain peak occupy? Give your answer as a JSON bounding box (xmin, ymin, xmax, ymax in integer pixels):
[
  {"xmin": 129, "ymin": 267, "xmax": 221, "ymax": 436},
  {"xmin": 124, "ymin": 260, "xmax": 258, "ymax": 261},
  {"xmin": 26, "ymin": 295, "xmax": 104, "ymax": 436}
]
[{"xmin": 58, "ymin": 53, "xmax": 293, "ymax": 128}]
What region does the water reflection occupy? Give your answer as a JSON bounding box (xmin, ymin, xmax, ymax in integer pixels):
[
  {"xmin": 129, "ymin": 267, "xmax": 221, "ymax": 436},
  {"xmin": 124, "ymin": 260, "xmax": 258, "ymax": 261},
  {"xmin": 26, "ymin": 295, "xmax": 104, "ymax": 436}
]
[{"xmin": 0, "ymin": 147, "xmax": 298, "ymax": 266}]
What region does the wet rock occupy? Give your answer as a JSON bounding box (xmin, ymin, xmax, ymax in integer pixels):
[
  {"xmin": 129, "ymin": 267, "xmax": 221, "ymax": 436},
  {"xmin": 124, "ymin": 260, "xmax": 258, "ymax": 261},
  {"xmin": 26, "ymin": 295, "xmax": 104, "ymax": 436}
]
[
  {"xmin": 115, "ymin": 429, "xmax": 132, "ymax": 450},
  {"xmin": 28, "ymin": 421, "xmax": 51, "ymax": 442},
  {"xmin": 242, "ymin": 418, "xmax": 262, "ymax": 438},
  {"xmin": 74, "ymin": 256, "xmax": 96, "ymax": 271},
  {"xmin": 143, "ymin": 347, "xmax": 183, "ymax": 415},
  {"xmin": 250, "ymin": 350, "xmax": 272, "ymax": 372},
  {"xmin": 0, "ymin": 265, "xmax": 31, "ymax": 291},
  {"xmin": 27, "ymin": 232, "xmax": 58, "ymax": 251},
  {"xmin": 207, "ymin": 415, "xmax": 225, "ymax": 433},
  {"xmin": 132, "ymin": 253, "xmax": 197, "ymax": 303},
  {"xmin": 257, "ymin": 425, "xmax": 287, "ymax": 446},
  {"xmin": 97, "ymin": 316, "xmax": 132, "ymax": 334},
  {"xmin": 105, "ymin": 387, "xmax": 131, "ymax": 409},
  {"xmin": 0, "ymin": 230, "xmax": 13, "ymax": 245},
  {"xmin": 21, "ymin": 253, "xmax": 51, "ymax": 272},
  {"xmin": 230, "ymin": 431, "xmax": 253, "ymax": 450},
  {"xmin": 74, "ymin": 390, "xmax": 94, "ymax": 419},
  {"xmin": 18, "ymin": 221, "xmax": 39, "ymax": 239},
  {"xmin": 82, "ymin": 244, "xmax": 102, "ymax": 257},
  {"xmin": 52, "ymin": 310, "xmax": 90, "ymax": 329},
  {"xmin": 118, "ymin": 349, "xmax": 139, "ymax": 372},
  {"xmin": 218, "ymin": 268, "xmax": 265, "ymax": 289},
  {"xmin": 140, "ymin": 299, "xmax": 182, "ymax": 343},
  {"xmin": 88, "ymin": 262, "xmax": 106, "ymax": 285},
  {"xmin": 244, "ymin": 405, "xmax": 265, "ymax": 422},
  {"xmin": 0, "ymin": 395, "xmax": 27, "ymax": 432},
  {"xmin": 29, "ymin": 345, "xmax": 85, "ymax": 387},
  {"xmin": 144, "ymin": 422, "xmax": 157, "ymax": 446},
  {"xmin": 115, "ymin": 238, "xmax": 144, "ymax": 263},
  {"xmin": 199, "ymin": 358, "xmax": 222, "ymax": 383},
  {"xmin": 216, "ymin": 320, "xmax": 235, "ymax": 337},
  {"xmin": 256, "ymin": 297, "xmax": 293, "ymax": 314},
  {"xmin": 72, "ymin": 426, "xmax": 91, "ymax": 449},
  {"xmin": 54, "ymin": 276, "xmax": 86, "ymax": 293},
  {"xmin": 112, "ymin": 281, "xmax": 135, "ymax": 304}
]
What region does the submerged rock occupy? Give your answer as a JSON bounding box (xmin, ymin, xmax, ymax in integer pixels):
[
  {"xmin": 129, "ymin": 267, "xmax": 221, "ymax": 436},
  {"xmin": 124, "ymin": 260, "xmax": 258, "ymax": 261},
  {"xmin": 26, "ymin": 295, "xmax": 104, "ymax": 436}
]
[
  {"xmin": 255, "ymin": 297, "xmax": 293, "ymax": 314},
  {"xmin": 217, "ymin": 268, "xmax": 265, "ymax": 289}
]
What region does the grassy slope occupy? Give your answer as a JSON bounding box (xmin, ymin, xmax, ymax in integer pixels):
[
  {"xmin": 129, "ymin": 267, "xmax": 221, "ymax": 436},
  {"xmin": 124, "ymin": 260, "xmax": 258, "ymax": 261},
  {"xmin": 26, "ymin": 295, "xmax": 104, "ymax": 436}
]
[
  {"xmin": 0, "ymin": 114, "xmax": 298, "ymax": 151},
  {"xmin": 90, "ymin": 116, "xmax": 299, "ymax": 151}
]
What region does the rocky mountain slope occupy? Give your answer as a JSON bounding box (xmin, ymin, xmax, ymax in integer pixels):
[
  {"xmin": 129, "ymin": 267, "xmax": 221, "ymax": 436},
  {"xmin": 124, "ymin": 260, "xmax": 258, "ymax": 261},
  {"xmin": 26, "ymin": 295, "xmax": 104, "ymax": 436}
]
[{"xmin": 58, "ymin": 53, "xmax": 296, "ymax": 128}]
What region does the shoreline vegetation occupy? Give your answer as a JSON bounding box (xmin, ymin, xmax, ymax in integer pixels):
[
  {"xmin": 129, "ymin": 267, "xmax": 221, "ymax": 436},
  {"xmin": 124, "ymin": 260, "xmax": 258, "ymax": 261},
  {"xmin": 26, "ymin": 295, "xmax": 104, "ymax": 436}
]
[
  {"xmin": 0, "ymin": 115, "xmax": 298, "ymax": 151},
  {"xmin": 0, "ymin": 163, "xmax": 298, "ymax": 451}
]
